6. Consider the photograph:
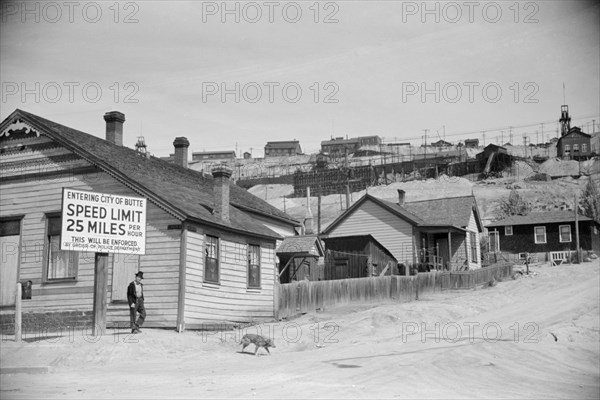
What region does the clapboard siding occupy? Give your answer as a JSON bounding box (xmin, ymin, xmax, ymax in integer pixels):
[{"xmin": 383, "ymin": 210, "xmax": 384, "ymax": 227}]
[
  {"xmin": 184, "ymin": 229, "xmax": 277, "ymax": 325},
  {"xmin": 467, "ymin": 211, "xmax": 481, "ymax": 269},
  {"xmin": 326, "ymin": 199, "xmax": 414, "ymax": 264},
  {"xmin": 1, "ymin": 136, "xmax": 183, "ymax": 327}
]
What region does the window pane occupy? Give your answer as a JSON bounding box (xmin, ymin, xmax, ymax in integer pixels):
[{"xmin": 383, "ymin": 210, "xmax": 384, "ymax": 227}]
[
  {"xmin": 204, "ymin": 236, "xmax": 219, "ymax": 283},
  {"xmin": 535, "ymin": 227, "xmax": 546, "ymax": 243},
  {"xmin": 560, "ymin": 226, "xmax": 571, "ymax": 242},
  {"xmin": 48, "ymin": 235, "xmax": 76, "ymax": 279},
  {"xmin": 248, "ymin": 245, "xmax": 260, "ymax": 288}
]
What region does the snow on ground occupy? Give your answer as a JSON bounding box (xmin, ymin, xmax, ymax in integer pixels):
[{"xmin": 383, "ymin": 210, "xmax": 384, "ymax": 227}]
[{"xmin": 2, "ymin": 262, "xmax": 598, "ymax": 399}]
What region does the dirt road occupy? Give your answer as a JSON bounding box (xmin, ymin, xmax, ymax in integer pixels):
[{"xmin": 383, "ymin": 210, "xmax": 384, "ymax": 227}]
[{"xmin": 1, "ymin": 262, "xmax": 598, "ymax": 399}]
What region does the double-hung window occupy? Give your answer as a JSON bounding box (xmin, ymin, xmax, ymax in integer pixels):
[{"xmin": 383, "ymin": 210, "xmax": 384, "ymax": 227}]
[
  {"xmin": 204, "ymin": 235, "xmax": 219, "ymax": 283},
  {"xmin": 559, "ymin": 225, "xmax": 572, "ymax": 242},
  {"xmin": 247, "ymin": 244, "xmax": 261, "ymax": 289},
  {"xmin": 46, "ymin": 215, "xmax": 78, "ymax": 281},
  {"xmin": 534, "ymin": 226, "xmax": 546, "ymax": 244}
]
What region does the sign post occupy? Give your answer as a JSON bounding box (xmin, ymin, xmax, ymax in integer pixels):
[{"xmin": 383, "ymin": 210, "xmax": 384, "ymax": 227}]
[{"xmin": 61, "ymin": 188, "xmax": 147, "ymax": 335}]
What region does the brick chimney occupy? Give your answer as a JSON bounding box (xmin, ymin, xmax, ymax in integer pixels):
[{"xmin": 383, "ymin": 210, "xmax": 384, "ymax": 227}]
[
  {"xmin": 173, "ymin": 137, "xmax": 190, "ymax": 168},
  {"xmin": 103, "ymin": 111, "xmax": 125, "ymax": 146},
  {"xmin": 212, "ymin": 164, "xmax": 233, "ymax": 223},
  {"xmin": 397, "ymin": 189, "xmax": 405, "ymax": 206}
]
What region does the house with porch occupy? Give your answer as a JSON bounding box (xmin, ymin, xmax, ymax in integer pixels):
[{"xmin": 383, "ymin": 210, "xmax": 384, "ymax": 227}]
[
  {"xmin": 0, "ymin": 109, "xmax": 300, "ymax": 333},
  {"xmin": 320, "ymin": 190, "xmax": 483, "ymax": 272}
]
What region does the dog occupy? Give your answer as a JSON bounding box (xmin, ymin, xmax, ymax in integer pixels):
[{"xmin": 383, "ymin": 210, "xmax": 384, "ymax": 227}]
[{"xmin": 239, "ymin": 334, "xmax": 276, "ymax": 355}]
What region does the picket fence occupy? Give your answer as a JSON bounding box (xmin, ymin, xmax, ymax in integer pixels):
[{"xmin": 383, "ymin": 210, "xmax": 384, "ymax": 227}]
[{"xmin": 276, "ymin": 263, "xmax": 513, "ymax": 320}]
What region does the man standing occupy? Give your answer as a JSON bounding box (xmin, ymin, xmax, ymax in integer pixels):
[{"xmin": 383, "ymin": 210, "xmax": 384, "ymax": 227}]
[{"xmin": 127, "ymin": 271, "xmax": 146, "ymax": 334}]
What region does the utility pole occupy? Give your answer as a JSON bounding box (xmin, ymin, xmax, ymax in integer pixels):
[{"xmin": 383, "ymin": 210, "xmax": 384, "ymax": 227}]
[
  {"xmin": 575, "ymin": 193, "xmax": 581, "ymax": 263},
  {"xmin": 482, "ymin": 131, "xmax": 486, "ymax": 147},
  {"xmin": 423, "ymin": 129, "xmax": 428, "ymax": 160}
]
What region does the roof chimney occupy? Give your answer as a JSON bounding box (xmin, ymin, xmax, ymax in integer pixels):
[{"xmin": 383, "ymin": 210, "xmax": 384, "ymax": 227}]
[
  {"xmin": 103, "ymin": 111, "xmax": 125, "ymax": 146},
  {"xmin": 397, "ymin": 189, "xmax": 405, "ymax": 206},
  {"xmin": 212, "ymin": 164, "xmax": 233, "ymax": 223},
  {"xmin": 173, "ymin": 137, "xmax": 190, "ymax": 168}
]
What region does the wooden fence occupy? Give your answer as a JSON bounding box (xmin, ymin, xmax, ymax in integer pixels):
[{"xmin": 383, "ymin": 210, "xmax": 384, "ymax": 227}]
[
  {"xmin": 440, "ymin": 263, "xmax": 513, "ymax": 290},
  {"xmin": 276, "ymin": 263, "xmax": 513, "ymax": 319}
]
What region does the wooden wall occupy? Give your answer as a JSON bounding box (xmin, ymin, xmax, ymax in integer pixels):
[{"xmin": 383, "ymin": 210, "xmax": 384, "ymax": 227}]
[
  {"xmin": 466, "ymin": 210, "xmax": 482, "ymax": 269},
  {"xmin": 325, "ymin": 199, "xmax": 414, "ymax": 264},
  {"xmin": 183, "ymin": 228, "xmax": 277, "ymax": 328},
  {"xmin": 1, "ymin": 132, "xmax": 182, "ymax": 328}
]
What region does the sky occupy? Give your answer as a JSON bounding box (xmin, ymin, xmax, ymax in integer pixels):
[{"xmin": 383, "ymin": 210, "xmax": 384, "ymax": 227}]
[{"xmin": 1, "ymin": 0, "xmax": 599, "ymax": 157}]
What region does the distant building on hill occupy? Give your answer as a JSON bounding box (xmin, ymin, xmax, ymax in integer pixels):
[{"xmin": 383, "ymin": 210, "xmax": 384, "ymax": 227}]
[
  {"xmin": 556, "ymin": 127, "xmax": 592, "ymax": 160},
  {"xmin": 192, "ymin": 150, "xmax": 236, "ymax": 163},
  {"xmin": 320, "ymin": 135, "xmax": 381, "ymax": 154},
  {"xmin": 264, "ymin": 140, "xmax": 302, "ymax": 157},
  {"xmin": 464, "ymin": 139, "xmax": 479, "ymax": 148}
]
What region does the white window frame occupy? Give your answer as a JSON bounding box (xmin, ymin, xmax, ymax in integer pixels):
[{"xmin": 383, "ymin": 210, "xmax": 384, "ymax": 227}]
[
  {"xmin": 582, "ymin": 143, "xmax": 588, "ymax": 152},
  {"xmin": 505, "ymin": 226, "xmax": 513, "ymax": 236},
  {"xmin": 534, "ymin": 226, "xmax": 547, "ymax": 244},
  {"xmin": 573, "ymin": 143, "xmax": 579, "ymax": 152},
  {"xmin": 559, "ymin": 225, "xmax": 572, "ymax": 243}
]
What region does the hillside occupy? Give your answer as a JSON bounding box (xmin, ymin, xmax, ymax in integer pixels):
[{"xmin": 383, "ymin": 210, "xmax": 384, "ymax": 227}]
[{"xmin": 248, "ymin": 159, "xmax": 600, "ymax": 229}]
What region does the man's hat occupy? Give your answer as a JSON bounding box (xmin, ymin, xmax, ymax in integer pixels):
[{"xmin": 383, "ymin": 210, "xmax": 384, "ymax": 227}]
[{"xmin": 135, "ymin": 271, "xmax": 144, "ymax": 279}]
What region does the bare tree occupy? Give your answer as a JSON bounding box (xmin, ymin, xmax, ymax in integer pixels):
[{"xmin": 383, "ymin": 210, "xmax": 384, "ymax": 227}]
[{"xmin": 496, "ymin": 188, "xmax": 531, "ymax": 219}]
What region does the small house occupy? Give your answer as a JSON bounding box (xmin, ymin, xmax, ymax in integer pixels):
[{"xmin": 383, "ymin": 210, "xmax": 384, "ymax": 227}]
[
  {"xmin": 486, "ymin": 211, "xmax": 600, "ymax": 259},
  {"xmin": 321, "ymin": 191, "xmax": 483, "ymax": 272}
]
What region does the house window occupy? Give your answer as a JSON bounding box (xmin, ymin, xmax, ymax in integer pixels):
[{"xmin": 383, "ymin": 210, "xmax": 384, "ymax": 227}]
[
  {"xmin": 204, "ymin": 235, "xmax": 219, "ymax": 283},
  {"xmin": 505, "ymin": 226, "xmax": 513, "ymax": 236},
  {"xmin": 469, "ymin": 232, "xmax": 477, "ymax": 263},
  {"xmin": 564, "ymin": 144, "xmax": 570, "ymax": 154},
  {"xmin": 573, "ymin": 144, "xmax": 579, "ymax": 152},
  {"xmin": 534, "ymin": 226, "xmax": 546, "ymax": 244},
  {"xmin": 247, "ymin": 244, "xmax": 261, "ymax": 289},
  {"xmin": 582, "ymin": 143, "xmax": 588, "ymax": 152},
  {"xmin": 559, "ymin": 225, "xmax": 572, "ymax": 243},
  {"xmin": 46, "ymin": 215, "xmax": 78, "ymax": 281}
]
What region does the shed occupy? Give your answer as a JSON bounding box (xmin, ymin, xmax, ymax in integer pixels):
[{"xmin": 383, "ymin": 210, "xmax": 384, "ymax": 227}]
[
  {"xmin": 322, "ymin": 235, "xmax": 398, "ymax": 279},
  {"xmin": 276, "ymin": 235, "xmax": 325, "ymax": 283}
]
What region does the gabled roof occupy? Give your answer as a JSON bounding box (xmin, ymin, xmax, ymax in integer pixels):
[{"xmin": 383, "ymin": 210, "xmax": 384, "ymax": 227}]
[
  {"xmin": 264, "ymin": 141, "xmax": 300, "ymax": 149},
  {"xmin": 486, "ymin": 211, "xmax": 594, "ymax": 227},
  {"xmin": 321, "ymin": 194, "xmax": 424, "ymax": 235},
  {"xmin": 276, "ymin": 235, "xmax": 324, "ymax": 256},
  {"xmin": 404, "ymin": 196, "xmax": 483, "ymax": 231},
  {"xmin": 321, "ymin": 194, "xmax": 483, "ymax": 235},
  {"xmin": 556, "ymin": 127, "xmax": 592, "ymax": 146},
  {"xmin": 1, "ymin": 109, "xmax": 299, "ymax": 239}
]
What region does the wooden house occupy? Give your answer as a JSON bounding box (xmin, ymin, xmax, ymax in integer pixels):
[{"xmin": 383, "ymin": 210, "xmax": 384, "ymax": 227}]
[
  {"xmin": 486, "ymin": 211, "xmax": 600, "ymax": 259},
  {"xmin": 0, "ymin": 109, "xmax": 300, "ymax": 333},
  {"xmin": 321, "ymin": 191, "xmax": 483, "ymax": 272},
  {"xmin": 322, "ymin": 235, "xmax": 398, "ymax": 280},
  {"xmin": 464, "ymin": 139, "xmax": 480, "ymax": 148},
  {"xmin": 556, "ymin": 127, "xmax": 593, "ymax": 160},
  {"xmin": 264, "ymin": 141, "xmax": 302, "ymax": 157},
  {"xmin": 276, "ymin": 236, "xmax": 325, "ymax": 283}
]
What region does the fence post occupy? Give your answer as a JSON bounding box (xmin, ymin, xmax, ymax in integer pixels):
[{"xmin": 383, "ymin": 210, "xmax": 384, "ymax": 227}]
[{"xmin": 15, "ymin": 283, "xmax": 22, "ymax": 343}]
